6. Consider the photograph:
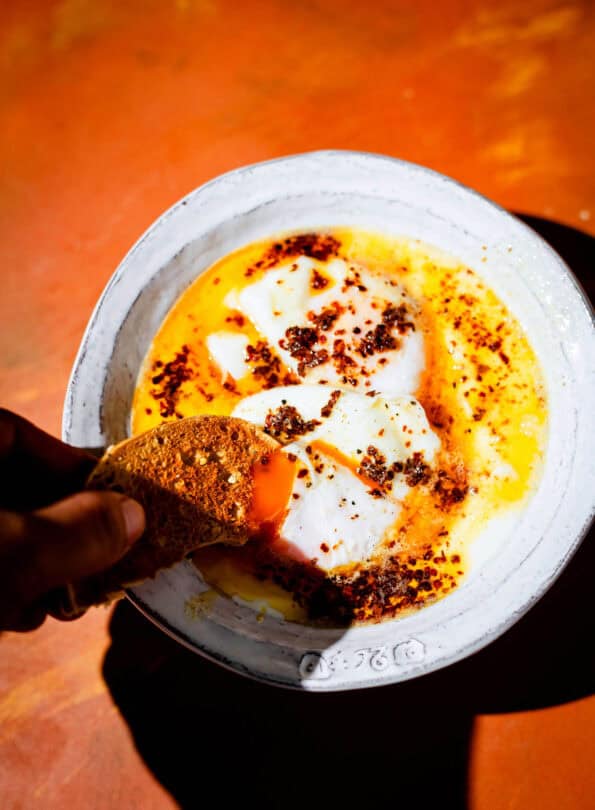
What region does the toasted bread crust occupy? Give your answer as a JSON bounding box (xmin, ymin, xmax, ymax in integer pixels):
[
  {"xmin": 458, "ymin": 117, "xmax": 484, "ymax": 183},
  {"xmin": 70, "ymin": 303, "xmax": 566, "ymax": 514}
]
[{"xmin": 66, "ymin": 416, "xmax": 277, "ymax": 611}]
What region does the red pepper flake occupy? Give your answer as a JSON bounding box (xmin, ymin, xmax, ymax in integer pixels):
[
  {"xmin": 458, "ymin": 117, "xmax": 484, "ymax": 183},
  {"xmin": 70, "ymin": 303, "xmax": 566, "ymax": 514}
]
[
  {"xmin": 222, "ymin": 380, "xmax": 240, "ymax": 395},
  {"xmin": 403, "ymin": 452, "xmax": 431, "ymax": 486},
  {"xmin": 283, "ymin": 326, "xmax": 329, "ymax": 376},
  {"xmin": 150, "ymin": 346, "xmax": 193, "ymax": 418},
  {"xmin": 243, "ymin": 233, "xmax": 341, "ymax": 276},
  {"xmin": 459, "ymin": 293, "xmax": 477, "ymax": 306},
  {"xmin": 225, "ymin": 312, "xmax": 246, "ymax": 327},
  {"xmin": 196, "ymin": 383, "xmax": 214, "ymax": 403},
  {"xmin": 357, "ymin": 445, "xmax": 395, "ymax": 491},
  {"xmin": 382, "ymin": 303, "xmax": 415, "ymax": 334},
  {"xmin": 311, "ymin": 269, "xmax": 329, "ymax": 290},
  {"xmin": 263, "ymin": 404, "xmax": 321, "ymax": 443},
  {"xmin": 433, "ymin": 474, "xmax": 468, "ymax": 509},
  {"xmin": 356, "ymin": 323, "xmax": 399, "ymax": 357},
  {"xmin": 331, "ymin": 339, "xmax": 357, "ymax": 376},
  {"xmin": 320, "ymin": 389, "xmax": 342, "ymax": 418},
  {"xmin": 246, "ymin": 340, "xmax": 298, "ymax": 388},
  {"xmin": 285, "ymin": 326, "xmax": 317, "ymax": 350},
  {"xmin": 425, "ymin": 402, "xmax": 453, "ymax": 431},
  {"xmin": 308, "ymin": 303, "xmax": 342, "ymax": 331}
]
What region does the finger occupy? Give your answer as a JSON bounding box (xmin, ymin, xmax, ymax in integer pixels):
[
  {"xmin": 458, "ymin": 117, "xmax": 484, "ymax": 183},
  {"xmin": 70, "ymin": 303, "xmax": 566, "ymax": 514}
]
[
  {"xmin": 1, "ymin": 492, "xmax": 145, "ymax": 609},
  {"xmin": 5, "ymin": 601, "xmax": 48, "ymax": 633},
  {"xmin": 0, "ymin": 409, "xmax": 97, "ymax": 510},
  {"xmin": 45, "ymin": 586, "xmax": 88, "ymax": 622}
]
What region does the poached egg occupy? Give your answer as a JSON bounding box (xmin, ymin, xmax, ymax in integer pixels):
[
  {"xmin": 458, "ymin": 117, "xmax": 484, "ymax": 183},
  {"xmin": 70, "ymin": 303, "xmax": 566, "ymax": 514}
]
[
  {"xmin": 203, "ymin": 254, "xmax": 437, "ymax": 572},
  {"xmin": 234, "ymin": 385, "xmax": 439, "ymax": 570}
]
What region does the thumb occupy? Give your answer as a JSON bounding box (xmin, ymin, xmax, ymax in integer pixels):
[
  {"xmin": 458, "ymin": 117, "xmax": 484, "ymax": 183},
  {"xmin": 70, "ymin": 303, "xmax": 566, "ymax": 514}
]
[{"xmin": 9, "ymin": 491, "xmax": 145, "ymax": 604}]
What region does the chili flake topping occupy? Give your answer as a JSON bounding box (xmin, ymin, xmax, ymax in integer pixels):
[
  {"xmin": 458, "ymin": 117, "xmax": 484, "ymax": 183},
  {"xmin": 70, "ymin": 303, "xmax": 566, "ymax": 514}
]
[{"xmin": 263, "ymin": 404, "xmax": 321, "ymax": 443}]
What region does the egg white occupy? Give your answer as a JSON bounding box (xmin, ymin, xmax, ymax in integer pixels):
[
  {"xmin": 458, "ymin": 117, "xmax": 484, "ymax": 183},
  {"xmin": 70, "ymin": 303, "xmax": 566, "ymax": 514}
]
[
  {"xmin": 218, "ymin": 256, "xmax": 424, "ymax": 396},
  {"xmin": 275, "ymin": 443, "xmax": 399, "ymax": 570},
  {"xmin": 206, "ymin": 331, "xmax": 250, "ymax": 381}
]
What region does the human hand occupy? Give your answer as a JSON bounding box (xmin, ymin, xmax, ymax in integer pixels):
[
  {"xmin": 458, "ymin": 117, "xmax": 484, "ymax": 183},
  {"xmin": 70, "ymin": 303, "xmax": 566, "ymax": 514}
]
[{"xmin": 0, "ymin": 409, "xmax": 145, "ymax": 632}]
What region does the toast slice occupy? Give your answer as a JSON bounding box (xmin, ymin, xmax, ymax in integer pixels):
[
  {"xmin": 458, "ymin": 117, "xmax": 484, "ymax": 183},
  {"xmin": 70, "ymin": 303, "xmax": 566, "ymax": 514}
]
[{"xmin": 63, "ymin": 415, "xmax": 278, "ymax": 613}]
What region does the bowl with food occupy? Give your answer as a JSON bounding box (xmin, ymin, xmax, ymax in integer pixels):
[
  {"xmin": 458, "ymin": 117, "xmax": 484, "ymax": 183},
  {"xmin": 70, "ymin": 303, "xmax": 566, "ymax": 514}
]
[{"xmin": 63, "ymin": 150, "xmax": 595, "ymax": 690}]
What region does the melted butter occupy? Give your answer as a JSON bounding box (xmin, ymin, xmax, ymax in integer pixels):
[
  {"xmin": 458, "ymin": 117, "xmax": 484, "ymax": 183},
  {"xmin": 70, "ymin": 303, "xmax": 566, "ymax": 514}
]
[
  {"xmin": 192, "ymin": 547, "xmax": 307, "ymax": 622},
  {"xmin": 132, "ymin": 228, "xmax": 547, "ymax": 624},
  {"xmin": 184, "ymin": 588, "xmax": 218, "ymax": 619}
]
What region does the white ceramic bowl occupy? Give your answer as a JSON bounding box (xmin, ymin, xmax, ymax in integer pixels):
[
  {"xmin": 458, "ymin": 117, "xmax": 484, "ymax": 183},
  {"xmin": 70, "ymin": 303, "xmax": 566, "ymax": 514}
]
[{"xmin": 64, "ymin": 151, "xmax": 595, "ymax": 690}]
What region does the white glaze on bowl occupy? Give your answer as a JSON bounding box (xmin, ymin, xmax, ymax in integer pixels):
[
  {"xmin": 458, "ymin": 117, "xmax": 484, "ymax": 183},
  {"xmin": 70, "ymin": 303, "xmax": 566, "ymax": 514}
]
[{"xmin": 63, "ymin": 151, "xmax": 595, "ymax": 690}]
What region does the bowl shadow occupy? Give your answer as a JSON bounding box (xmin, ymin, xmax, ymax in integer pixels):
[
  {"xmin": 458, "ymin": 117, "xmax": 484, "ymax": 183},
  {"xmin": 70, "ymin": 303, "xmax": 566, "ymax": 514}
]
[{"xmin": 102, "ymin": 214, "xmax": 594, "ymax": 809}]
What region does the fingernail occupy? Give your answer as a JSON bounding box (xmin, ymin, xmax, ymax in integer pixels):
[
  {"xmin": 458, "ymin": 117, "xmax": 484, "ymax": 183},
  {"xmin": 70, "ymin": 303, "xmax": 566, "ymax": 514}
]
[{"xmin": 120, "ymin": 498, "xmax": 145, "ymax": 544}]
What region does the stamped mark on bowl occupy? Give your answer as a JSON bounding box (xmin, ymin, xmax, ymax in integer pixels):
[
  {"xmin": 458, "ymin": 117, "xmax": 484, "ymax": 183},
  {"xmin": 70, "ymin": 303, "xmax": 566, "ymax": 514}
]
[{"xmin": 299, "ymin": 638, "xmax": 426, "ymax": 681}]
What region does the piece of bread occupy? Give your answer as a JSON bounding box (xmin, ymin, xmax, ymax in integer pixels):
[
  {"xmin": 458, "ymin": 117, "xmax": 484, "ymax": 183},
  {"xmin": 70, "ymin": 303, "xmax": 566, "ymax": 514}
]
[{"xmin": 63, "ymin": 415, "xmax": 278, "ymax": 613}]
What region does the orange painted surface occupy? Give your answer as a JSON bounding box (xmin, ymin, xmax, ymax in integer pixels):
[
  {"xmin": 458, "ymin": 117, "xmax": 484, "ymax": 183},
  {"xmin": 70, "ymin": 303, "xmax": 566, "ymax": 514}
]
[{"xmin": 0, "ymin": 1, "xmax": 593, "ymax": 808}]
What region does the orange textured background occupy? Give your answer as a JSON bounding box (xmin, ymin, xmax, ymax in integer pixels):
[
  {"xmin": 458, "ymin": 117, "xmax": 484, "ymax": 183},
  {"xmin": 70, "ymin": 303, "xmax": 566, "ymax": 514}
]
[{"xmin": 0, "ymin": 2, "xmax": 594, "ymax": 808}]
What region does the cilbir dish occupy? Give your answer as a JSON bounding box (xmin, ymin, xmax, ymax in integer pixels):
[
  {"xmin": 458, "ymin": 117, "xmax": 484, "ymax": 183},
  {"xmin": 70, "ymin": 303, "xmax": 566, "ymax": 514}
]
[{"xmin": 131, "ymin": 229, "xmax": 547, "ymax": 625}]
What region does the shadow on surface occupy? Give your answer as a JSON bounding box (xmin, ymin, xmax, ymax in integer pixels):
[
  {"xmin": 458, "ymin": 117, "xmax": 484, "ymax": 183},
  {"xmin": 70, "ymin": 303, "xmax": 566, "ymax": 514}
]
[
  {"xmin": 103, "ymin": 216, "xmax": 594, "ymax": 810},
  {"xmin": 515, "ymin": 213, "xmax": 595, "ymax": 305}
]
